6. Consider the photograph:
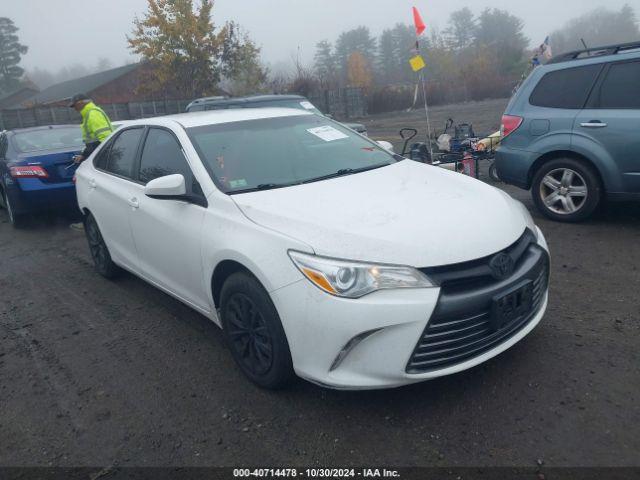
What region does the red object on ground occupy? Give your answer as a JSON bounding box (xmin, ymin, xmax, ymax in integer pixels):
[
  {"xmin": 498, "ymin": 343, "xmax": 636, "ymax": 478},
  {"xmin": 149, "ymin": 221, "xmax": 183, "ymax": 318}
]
[
  {"xmin": 413, "ymin": 7, "xmax": 426, "ymax": 36},
  {"xmin": 462, "ymin": 151, "xmax": 476, "ymax": 178}
]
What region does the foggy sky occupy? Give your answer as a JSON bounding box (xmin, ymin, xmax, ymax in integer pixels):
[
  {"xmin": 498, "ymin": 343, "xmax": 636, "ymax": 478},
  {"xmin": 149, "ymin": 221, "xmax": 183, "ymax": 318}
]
[{"xmin": 4, "ymin": 0, "xmax": 636, "ymax": 73}]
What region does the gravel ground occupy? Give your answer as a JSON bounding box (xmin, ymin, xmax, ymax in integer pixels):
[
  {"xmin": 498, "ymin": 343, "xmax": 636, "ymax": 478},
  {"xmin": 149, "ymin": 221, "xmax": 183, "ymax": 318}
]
[{"xmin": 1, "ymin": 99, "xmax": 639, "ymax": 468}]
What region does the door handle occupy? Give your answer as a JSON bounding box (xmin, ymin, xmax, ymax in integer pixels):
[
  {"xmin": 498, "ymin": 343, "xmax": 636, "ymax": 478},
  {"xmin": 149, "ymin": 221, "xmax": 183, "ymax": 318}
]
[
  {"xmin": 580, "ymin": 121, "xmax": 607, "ymax": 128},
  {"xmin": 128, "ymin": 197, "xmax": 139, "ymax": 209},
  {"xmin": 88, "ymin": 178, "xmax": 97, "ymax": 189}
]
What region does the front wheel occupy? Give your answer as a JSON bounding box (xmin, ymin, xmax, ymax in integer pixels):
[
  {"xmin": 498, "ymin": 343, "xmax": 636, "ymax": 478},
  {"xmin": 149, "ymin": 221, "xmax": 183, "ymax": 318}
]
[
  {"xmin": 220, "ymin": 272, "xmax": 294, "ymax": 389},
  {"xmin": 531, "ymin": 157, "xmax": 601, "ymax": 222}
]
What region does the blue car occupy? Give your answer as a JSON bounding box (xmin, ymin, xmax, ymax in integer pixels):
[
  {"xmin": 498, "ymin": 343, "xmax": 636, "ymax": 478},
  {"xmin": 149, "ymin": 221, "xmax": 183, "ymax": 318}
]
[{"xmin": 0, "ymin": 125, "xmax": 84, "ymax": 227}]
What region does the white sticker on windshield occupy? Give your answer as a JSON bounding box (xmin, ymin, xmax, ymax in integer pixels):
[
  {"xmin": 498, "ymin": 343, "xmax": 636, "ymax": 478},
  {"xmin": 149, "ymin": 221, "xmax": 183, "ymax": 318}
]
[
  {"xmin": 300, "ymin": 101, "xmax": 316, "ymax": 110},
  {"xmin": 307, "ymin": 126, "xmax": 349, "ymax": 142}
]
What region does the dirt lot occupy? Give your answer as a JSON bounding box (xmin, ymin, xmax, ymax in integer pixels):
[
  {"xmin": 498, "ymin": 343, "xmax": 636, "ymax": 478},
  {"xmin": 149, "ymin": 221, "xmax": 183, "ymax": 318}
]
[{"xmin": 1, "ymin": 99, "xmax": 639, "ymax": 469}]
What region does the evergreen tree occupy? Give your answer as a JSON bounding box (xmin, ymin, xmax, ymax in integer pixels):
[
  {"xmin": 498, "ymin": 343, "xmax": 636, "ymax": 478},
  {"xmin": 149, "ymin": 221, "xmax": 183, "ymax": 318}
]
[{"xmin": 0, "ymin": 17, "xmax": 28, "ymax": 94}]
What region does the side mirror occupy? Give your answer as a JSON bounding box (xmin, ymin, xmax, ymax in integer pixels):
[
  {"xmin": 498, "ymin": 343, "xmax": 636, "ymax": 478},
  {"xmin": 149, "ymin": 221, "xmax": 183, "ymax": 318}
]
[
  {"xmin": 145, "ymin": 174, "xmax": 186, "ymax": 198},
  {"xmin": 377, "ymin": 140, "xmax": 395, "ymax": 152}
]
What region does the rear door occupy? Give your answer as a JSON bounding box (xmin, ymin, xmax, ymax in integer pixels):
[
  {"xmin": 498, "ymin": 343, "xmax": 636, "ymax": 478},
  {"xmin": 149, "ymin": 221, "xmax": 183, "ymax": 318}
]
[
  {"xmin": 575, "ymin": 59, "xmax": 640, "ymax": 193},
  {"xmin": 88, "ymin": 127, "xmax": 145, "ymax": 270},
  {"xmin": 129, "ymin": 127, "xmax": 210, "ymax": 311}
]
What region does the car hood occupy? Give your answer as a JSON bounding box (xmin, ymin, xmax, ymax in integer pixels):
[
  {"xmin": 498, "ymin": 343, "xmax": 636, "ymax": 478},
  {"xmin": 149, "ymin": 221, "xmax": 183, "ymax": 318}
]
[{"xmin": 232, "ymin": 160, "xmax": 528, "ymax": 267}]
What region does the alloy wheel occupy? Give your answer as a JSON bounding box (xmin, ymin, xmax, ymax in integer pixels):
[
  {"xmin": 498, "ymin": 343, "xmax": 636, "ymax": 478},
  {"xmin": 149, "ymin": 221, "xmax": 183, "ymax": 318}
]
[
  {"xmin": 225, "ymin": 293, "xmax": 274, "ymax": 376},
  {"xmin": 539, "ymin": 168, "xmax": 588, "ymax": 215}
]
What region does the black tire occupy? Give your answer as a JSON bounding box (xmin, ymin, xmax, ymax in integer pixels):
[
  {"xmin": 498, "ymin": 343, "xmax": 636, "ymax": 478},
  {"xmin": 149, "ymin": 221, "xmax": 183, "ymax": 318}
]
[
  {"xmin": 3, "ymin": 190, "xmax": 23, "ymax": 228},
  {"xmin": 84, "ymin": 213, "xmax": 121, "ymax": 279},
  {"xmin": 531, "ymin": 157, "xmax": 601, "ymax": 222},
  {"xmin": 488, "ymin": 162, "xmax": 501, "ymax": 182},
  {"xmin": 220, "ymin": 272, "xmax": 294, "ymax": 389}
]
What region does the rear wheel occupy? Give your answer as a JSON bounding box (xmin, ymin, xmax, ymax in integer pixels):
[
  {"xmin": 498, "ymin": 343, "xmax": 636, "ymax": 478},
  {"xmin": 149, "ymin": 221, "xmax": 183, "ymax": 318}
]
[
  {"xmin": 3, "ymin": 190, "xmax": 23, "ymax": 228},
  {"xmin": 220, "ymin": 272, "xmax": 294, "ymax": 389},
  {"xmin": 532, "ymin": 157, "xmax": 601, "ymax": 222},
  {"xmin": 84, "ymin": 213, "xmax": 121, "ymax": 279},
  {"xmin": 488, "ymin": 162, "xmax": 501, "ymax": 182}
]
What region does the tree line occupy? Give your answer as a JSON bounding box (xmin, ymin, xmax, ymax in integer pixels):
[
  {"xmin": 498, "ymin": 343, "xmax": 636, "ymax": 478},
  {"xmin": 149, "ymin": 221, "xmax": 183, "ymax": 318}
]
[
  {"xmin": 0, "ymin": 2, "xmax": 638, "ymax": 112},
  {"xmin": 309, "ymin": 4, "xmax": 638, "ymax": 111}
]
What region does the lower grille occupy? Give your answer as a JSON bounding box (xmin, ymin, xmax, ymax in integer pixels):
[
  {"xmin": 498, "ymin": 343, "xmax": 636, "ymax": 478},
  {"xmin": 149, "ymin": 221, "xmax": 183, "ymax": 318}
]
[{"xmin": 406, "ymin": 246, "xmax": 549, "ymax": 374}]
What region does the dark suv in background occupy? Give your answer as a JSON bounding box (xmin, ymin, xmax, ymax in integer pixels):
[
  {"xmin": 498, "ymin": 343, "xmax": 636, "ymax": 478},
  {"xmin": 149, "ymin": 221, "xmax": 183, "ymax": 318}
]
[
  {"xmin": 185, "ymin": 94, "xmax": 368, "ymax": 137},
  {"xmin": 496, "ymin": 41, "xmax": 640, "ymax": 222}
]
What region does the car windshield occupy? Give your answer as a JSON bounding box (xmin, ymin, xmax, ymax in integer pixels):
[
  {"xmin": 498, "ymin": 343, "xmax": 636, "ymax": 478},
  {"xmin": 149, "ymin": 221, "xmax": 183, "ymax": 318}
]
[
  {"xmin": 187, "ymin": 115, "xmax": 396, "ymax": 194},
  {"xmin": 12, "ymin": 127, "xmax": 83, "ymax": 153}
]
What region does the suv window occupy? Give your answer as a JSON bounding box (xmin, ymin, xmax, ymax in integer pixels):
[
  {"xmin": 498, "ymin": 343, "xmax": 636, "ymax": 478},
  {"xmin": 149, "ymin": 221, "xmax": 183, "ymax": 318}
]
[
  {"xmin": 595, "ymin": 61, "xmax": 640, "ymax": 109},
  {"xmin": 139, "ymin": 128, "xmax": 191, "ymax": 184},
  {"xmin": 106, "ymin": 128, "xmax": 143, "ymax": 179},
  {"xmin": 530, "ymin": 64, "xmax": 602, "ymax": 109}
]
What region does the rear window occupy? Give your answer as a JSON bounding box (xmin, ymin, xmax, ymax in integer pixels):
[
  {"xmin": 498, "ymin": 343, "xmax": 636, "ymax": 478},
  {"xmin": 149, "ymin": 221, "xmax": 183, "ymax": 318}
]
[
  {"xmin": 529, "ymin": 64, "xmax": 602, "ymax": 109},
  {"xmin": 595, "ymin": 61, "xmax": 640, "ymax": 109},
  {"xmin": 12, "ymin": 127, "xmax": 83, "ymax": 153}
]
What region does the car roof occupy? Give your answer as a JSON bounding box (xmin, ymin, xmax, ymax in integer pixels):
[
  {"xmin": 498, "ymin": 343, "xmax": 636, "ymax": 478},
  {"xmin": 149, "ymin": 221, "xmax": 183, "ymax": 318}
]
[
  {"xmin": 5, "ymin": 124, "xmax": 78, "ymax": 135},
  {"xmin": 121, "ymin": 107, "xmax": 313, "ymax": 129},
  {"xmin": 544, "ymin": 45, "xmax": 640, "ymax": 70},
  {"xmin": 189, "ymin": 94, "xmax": 305, "ymax": 106}
]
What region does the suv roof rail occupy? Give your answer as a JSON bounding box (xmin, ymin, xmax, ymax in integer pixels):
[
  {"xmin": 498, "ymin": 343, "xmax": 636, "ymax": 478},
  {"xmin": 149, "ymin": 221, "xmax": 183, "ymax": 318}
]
[{"xmin": 547, "ymin": 40, "xmax": 640, "ymax": 64}]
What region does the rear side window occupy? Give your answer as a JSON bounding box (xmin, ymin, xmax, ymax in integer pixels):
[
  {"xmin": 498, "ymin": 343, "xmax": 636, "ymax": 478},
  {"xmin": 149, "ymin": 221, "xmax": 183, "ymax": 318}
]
[
  {"xmin": 594, "ymin": 61, "xmax": 640, "ymax": 109},
  {"xmin": 106, "ymin": 128, "xmax": 143, "ymax": 179},
  {"xmin": 529, "ymin": 64, "xmax": 602, "ymax": 109},
  {"xmin": 138, "ymin": 128, "xmax": 191, "ymax": 184}
]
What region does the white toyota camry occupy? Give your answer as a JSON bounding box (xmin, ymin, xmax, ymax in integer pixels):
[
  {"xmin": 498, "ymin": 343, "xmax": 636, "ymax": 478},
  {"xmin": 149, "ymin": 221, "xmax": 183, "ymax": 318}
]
[{"xmin": 75, "ymin": 108, "xmax": 550, "ymax": 390}]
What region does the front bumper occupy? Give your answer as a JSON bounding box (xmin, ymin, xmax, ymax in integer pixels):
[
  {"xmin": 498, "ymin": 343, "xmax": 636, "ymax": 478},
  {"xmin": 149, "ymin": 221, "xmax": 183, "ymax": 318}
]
[{"xmin": 271, "ymin": 228, "xmax": 549, "ymax": 390}]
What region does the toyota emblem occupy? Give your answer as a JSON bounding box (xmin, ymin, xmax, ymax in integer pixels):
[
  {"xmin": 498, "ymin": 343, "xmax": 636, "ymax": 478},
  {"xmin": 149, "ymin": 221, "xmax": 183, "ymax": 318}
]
[{"xmin": 489, "ymin": 253, "xmax": 514, "ymax": 280}]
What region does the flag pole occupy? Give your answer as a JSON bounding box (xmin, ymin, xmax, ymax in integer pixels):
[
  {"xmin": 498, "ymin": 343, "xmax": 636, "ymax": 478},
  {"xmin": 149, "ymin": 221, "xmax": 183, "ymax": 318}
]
[
  {"xmin": 419, "ymin": 60, "xmax": 434, "ymax": 163},
  {"xmin": 412, "ymin": 6, "xmax": 434, "ymax": 163}
]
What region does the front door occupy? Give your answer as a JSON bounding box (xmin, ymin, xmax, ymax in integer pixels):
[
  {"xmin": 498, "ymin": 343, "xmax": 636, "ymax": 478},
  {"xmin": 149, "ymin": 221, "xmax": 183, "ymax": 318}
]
[{"xmin": 129, "ymin": 127, "xmax": 210, "ymax": 312}]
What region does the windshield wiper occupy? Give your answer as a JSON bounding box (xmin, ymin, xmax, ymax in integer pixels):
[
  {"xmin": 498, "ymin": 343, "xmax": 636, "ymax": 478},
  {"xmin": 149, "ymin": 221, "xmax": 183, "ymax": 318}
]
[
  {"xmin": 301, "ymin": 163, "xmax": 391, "ymax": 184},
  {"xmin": 227, "ymin": 182, "xmax": 300, "ymax": 195}
]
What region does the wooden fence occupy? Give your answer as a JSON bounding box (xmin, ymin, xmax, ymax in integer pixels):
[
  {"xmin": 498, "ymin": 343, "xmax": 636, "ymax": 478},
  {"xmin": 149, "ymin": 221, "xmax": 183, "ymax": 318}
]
[{"xmin": 0, "ymin": 99, "xmax": 192, "ymax": 130}]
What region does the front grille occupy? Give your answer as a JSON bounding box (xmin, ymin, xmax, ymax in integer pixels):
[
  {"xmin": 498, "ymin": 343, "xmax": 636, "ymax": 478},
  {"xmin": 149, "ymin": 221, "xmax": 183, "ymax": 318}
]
[{"xmin": 406, "ymin": 239, "xmax": 549, "ymax": 374}]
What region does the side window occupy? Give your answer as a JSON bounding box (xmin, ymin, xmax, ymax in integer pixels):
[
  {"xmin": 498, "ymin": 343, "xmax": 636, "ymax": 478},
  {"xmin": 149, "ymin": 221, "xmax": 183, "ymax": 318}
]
[
  {"xmin": 529, "ymin": 64, "xmax": 602, "ymax": 109},
  {"xmin": 138, "ymin": 128, "xmax": 193, "ymax": 185},
  {"xmin": 94, "ymin": 142, "xmax": 111, "ymax": 170},
  {"xmin": 106, "ymin": 128, "xmax": 143, "ymax": 179},
  {"xmin": 595, "ymin": 61, "xmax": 640, "ymax": 109}
]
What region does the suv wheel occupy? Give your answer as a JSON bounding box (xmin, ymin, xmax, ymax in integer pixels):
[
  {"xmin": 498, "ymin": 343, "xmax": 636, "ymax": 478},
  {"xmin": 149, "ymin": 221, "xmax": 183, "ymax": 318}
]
[
  {"xmin": 220, "ymin": 272, "xmax": 294, "ymax": 389},
  {"xmin": 84, "ymin": 213, "xmax": 121, "ymax": 278},
  {"xmin": 532, "ymin": 158, "xmax": 601, "ymax": 222}
]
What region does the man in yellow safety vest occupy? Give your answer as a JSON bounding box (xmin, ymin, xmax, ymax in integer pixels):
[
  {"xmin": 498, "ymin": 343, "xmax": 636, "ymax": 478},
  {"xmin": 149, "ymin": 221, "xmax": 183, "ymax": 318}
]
[
  {"xmin": 69, "ymin": 93, "xmax": 114, "ymax": 164},
  {"xmin": 68, "ymin": 94, "xmax": 114, "ymax": 230}
]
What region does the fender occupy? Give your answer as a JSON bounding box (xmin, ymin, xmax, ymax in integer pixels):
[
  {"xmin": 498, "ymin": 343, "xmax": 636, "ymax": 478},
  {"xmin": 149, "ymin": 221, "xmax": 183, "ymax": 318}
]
[{"xmin": 570, "ymin": 131, "xmax": 623, "ymax": 193}]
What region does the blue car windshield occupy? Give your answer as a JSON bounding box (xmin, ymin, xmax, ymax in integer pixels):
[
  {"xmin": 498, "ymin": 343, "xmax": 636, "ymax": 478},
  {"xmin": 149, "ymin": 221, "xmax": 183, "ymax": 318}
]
[
  {"xmin": 187, "ymin": 115, "xmax": 395, "ymax": 194},
  {"xmin": 12, "ymin": 127, "xmax": 84, "ymax": 153}
]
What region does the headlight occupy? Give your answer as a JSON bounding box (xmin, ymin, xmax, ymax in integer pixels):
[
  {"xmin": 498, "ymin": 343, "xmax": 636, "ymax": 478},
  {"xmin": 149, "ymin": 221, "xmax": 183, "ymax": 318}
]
[
  {"xmin": 288, "ymin": 251, "xmax": 434, "ymax": 298},
  {"xmin": 515, "ymin": 201, "xmax": 538, "ymax": 239}
]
